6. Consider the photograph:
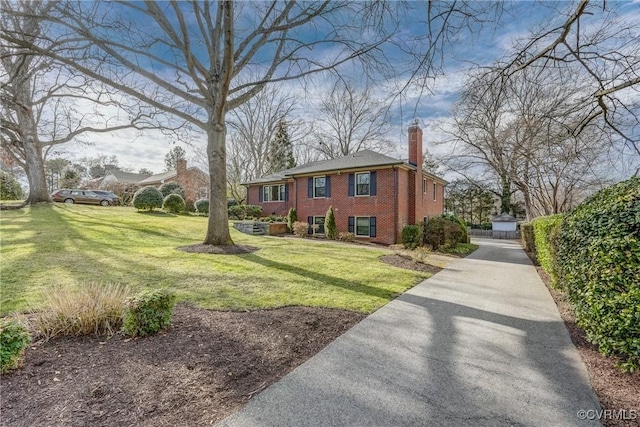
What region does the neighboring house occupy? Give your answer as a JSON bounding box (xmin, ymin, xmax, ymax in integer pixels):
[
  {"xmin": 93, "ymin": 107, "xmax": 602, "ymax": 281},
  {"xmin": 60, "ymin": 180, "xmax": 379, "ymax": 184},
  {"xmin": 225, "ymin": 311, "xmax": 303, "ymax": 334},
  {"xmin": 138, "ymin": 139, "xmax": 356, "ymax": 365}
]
[
  {"xmin": 99, "ymin": 170, "xmax": 152, "ymax": 189},
  {"xmin": 137, "ymin": 159, "xmax": 209, "ymax": 203},
  {"xmin": 244, "ymin": 123, "xmax": 446, "ymax": 245},
  {"xmin": 92, "ymin": 160, "xmax": 209, "ymax": 204}
]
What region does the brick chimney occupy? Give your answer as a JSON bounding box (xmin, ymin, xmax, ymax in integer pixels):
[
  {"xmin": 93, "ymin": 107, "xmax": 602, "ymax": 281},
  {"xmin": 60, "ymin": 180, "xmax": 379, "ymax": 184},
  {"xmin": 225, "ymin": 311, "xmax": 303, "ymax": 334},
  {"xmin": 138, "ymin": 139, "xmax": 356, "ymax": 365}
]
[
  {"xmin": 408, "ymin": 120, "xmax": 423, "ymax": 224},
  {"xmin": 177, "ymin": 159, "xmax": 187, "ymax": 177}
]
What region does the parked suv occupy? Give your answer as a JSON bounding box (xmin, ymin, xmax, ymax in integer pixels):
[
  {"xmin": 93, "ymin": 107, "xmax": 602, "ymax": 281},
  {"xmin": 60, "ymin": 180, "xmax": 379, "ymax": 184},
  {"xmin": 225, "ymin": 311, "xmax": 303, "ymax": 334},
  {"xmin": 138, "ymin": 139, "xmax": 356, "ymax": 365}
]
[
  {"xmin": 90, "ymin": 190, "xmax": 120, "ymax": 205},
  {"xmin": 50, "ymin": 189, "xmax": 113, "ymax": 206}
]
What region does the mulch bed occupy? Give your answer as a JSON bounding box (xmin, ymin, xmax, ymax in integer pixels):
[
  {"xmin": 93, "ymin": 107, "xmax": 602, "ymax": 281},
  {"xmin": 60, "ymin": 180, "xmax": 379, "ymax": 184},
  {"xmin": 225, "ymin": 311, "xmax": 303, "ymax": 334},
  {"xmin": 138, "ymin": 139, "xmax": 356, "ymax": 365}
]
[
  {"xmin": 532, "ymin": 263, "xmax": 640, "ymax": 427},
  {"xmin": 379, "ymin": 254, "xmax": 442, "ymax": 274},
  {"xmin": 0, "ymin": 305, "xmax": 364, "ymax": 427}
]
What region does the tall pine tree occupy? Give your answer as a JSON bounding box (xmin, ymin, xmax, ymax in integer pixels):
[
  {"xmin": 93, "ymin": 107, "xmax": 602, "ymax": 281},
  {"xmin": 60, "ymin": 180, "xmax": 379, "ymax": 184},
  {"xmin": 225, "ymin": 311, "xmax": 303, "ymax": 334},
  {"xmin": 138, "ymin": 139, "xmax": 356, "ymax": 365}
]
[{"xmin": 267, "ymin": 120, "xmax": 296, "ymax": 173}]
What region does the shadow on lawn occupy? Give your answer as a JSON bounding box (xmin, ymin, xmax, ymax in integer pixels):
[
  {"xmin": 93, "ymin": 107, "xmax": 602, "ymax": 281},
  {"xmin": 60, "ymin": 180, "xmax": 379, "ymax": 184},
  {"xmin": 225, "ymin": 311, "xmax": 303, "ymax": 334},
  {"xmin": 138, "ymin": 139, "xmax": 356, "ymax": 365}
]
[{"xmin": 241, "ymin": 253, "xmax": 398, "ymax": 301}]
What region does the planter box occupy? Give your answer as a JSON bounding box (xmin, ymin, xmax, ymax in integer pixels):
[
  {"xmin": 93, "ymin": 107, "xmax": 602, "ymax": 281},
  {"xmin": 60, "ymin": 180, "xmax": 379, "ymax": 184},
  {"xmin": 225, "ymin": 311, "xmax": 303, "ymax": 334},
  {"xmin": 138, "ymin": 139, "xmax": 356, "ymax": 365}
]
[{"xmin": 233, "ymin": 221, "xmax": 288, "ymax": 236}]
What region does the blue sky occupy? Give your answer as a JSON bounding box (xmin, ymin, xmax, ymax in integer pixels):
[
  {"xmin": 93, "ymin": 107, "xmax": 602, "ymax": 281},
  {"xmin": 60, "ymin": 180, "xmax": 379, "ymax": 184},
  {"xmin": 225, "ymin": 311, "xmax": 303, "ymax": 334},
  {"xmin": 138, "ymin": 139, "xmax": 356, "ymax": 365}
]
[{"xmin": 59, "ymin": 0, "xmax": 639, "ymax": 177}]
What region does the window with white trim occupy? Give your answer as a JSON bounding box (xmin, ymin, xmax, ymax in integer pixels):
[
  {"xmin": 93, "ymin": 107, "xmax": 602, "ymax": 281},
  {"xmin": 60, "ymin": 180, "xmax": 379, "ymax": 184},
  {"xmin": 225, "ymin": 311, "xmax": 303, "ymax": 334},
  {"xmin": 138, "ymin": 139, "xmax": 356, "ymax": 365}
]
[
  {"xmin": 263, "ymin": 184, "xmax": 285, "ymax": 202},
  {"xmin": 355, "ymin": 172, "xmax": 370, "ymax": 196},
  {"xmin": 423, "ymin": 178, "xmax": 427, "ymax": 194},
  {"xmin": 313, "ymin": 176, "xmax": 326, "ymax": 198},
  {"xmin": 433, "ymin": 183, "xmax": 437, "ymax": 201},
  {"xmin": 355, "ymin": 216, "xmax": 371, "ymax": 237}
]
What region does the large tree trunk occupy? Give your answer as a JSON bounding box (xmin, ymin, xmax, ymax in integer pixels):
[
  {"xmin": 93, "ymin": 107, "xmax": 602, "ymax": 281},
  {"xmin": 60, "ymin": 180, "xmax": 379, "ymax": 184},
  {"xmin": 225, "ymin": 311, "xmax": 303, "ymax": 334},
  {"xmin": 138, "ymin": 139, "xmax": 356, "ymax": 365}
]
[
  {"xmin": 23, "ymin": 139, "xmax": 50, "ymax": 203},
  {"xmin": 204, "ymin": 119, "xmax": 234, "ymax": 246},
  {"xmin": 16, "ymin": 95, "xmax": 50, "ymax": 204}
]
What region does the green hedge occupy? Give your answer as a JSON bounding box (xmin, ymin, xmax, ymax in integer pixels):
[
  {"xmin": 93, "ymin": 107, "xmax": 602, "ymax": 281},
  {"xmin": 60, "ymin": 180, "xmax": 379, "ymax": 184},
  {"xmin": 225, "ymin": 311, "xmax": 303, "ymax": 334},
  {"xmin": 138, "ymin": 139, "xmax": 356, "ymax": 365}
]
[
  {"xmin": 122, "ymin": 290, "xmax": 176, "ymax": 337},
  {"xmin": 556, "ymin": 177, "xmax": 639, "ymax": 371},
  {"xmin": 531, "ymin": 215, "xmax": 563, "ymax": 286},
  {"xmin": 401, "ymin": 225, "xmax": 420, "ymax": 249},
  {"xmin": 1, "ymin": 318, "xmax": 30, "ymax": 374},
  {"xmin": 521, "ymin": 223, "xmax": 535, "ymax": 254}
]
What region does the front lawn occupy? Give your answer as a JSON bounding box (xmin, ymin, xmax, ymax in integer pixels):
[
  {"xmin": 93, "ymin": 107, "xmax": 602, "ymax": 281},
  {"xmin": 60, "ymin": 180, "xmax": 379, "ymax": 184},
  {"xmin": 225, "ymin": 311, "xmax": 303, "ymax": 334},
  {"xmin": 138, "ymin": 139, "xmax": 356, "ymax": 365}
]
[{"xmin": 0, "ymin": 204, "xmax": 430, "ymax": 315}]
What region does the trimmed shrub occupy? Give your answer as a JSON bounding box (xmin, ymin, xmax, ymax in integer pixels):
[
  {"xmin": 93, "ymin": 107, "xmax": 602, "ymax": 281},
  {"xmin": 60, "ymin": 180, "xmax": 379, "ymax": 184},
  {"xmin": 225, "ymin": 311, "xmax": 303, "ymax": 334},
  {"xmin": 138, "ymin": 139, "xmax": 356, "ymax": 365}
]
[
  {"xmin": 521, "ymin": 223, "xmax": 535, "ymax": 254},
  {"xmin": 287, "ymin": 208, "xmax": 298, "ymax": 233},
  {"xmin": 34, "ymin": 283, "xmax": 130, "ymax": 339},
  {"xmin": 423, "ymin": 217, "xmax": 464, "ymax": 250},
  {"xmin": 0, "ymin": 318, "xmax": 30, "ymax": 374},
  {"xmin": 0, "ymin": 171, "xmax": 23, "ymax": 200},
  {"xmin": 162, "ymin": 193, "xmax": 185, "ymax": 213},
  {"xmin": 325, "ymin": 206, "xmax": 337, "ymax": 240},
  {"xmin": 442, "ymin": 214, "xmax": 469, "ymax": 243},
  {"xmin": 556, "ymin": 177, "xmax": 640, "ymax": 371},
  {"xmin": 531, "ymin": 215, "xmax": 563, "ymax": 285},
  {"xmin": 228, "ymin": 204, "xmax": 263, "ymax": 220},
  {"xmin": 292, "ymin": 221, "xmax": 309, "ymax": 237},
  {"xmin": 133, "ymin": 186, "xmax": 163, "ymax": 211},
  {"xmin": 402, "ymin": 225, "xmax": 420, "ymax": 249},
  {"xmin": 337, "ymin": 231, "xmax": 355, "ymax": 242},
  {"xmin": 258, "ymin": 215, "xmax": 286, "ymax": 223},
  {"xmin": 227, "ymin": 198, "xmax": 239, "ymax": 208},
  {"xmin": 195, "ymin": 198, "xmax": 209, "ymax": 215},
  {"xmin": 246, "ymin": 205, "xmax": 262, "ymax": 219},
  {"xmin": 158, "ymin": 182, "xmax": 185, "ymax": 199},
  {"xmin": 122, "ymin": 289, "xmax": 176, "ymax": 337}
]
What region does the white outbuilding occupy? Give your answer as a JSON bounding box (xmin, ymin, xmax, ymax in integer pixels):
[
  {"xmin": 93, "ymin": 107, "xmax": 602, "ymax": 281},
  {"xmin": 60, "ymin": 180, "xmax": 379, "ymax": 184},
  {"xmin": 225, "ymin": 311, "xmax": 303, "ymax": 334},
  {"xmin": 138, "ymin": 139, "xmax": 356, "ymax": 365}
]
[{"xmin": 491, "ymin": 212, "xmax": 518, "ymax": 239}]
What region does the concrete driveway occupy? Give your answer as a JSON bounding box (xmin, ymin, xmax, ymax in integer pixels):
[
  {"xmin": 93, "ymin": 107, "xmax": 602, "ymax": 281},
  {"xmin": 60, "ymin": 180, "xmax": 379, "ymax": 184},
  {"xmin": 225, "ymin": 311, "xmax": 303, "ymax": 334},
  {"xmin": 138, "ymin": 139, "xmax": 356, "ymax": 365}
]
[{"xmin": 217, "ymin": 238, "xmax": 601, "ymax": 427}]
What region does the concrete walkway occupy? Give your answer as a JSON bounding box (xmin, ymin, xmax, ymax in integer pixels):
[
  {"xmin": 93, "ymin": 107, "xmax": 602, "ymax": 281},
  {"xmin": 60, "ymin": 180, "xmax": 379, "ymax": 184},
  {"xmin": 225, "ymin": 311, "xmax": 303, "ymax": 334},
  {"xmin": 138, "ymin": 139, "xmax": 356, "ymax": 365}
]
[{"xmin": 218, "ymin": 239, "xmax": 601, "ymax": 427}]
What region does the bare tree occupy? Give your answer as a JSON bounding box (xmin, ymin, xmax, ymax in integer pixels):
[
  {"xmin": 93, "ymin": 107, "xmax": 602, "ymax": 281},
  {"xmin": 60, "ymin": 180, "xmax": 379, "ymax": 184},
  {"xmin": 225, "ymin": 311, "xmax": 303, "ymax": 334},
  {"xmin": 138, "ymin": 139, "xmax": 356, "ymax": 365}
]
[
  {"xmin": 501, "ymin": 0, "xmax": 640, "ymax": 157},
  {"xmin": 312, "ymin": 78, "xmax": 393, "ymax": 159},
  {"xmin": 0, "ymin": 1, "xmax": 159, "ymax": 204},
  {"xmin": 8, "ymin": 2, "xmax": 399, "ymax": 245},
  {"xmin": 443, "ymin": 67, "xmax": 611, "ymax": 221}
]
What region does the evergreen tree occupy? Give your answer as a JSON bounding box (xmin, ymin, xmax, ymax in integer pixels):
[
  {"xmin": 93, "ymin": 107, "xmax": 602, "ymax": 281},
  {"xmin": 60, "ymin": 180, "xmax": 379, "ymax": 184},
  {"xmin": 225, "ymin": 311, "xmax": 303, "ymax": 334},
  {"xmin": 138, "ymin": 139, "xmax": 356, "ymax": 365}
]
[
  {"xmin": 164, "ymin": 146, "xmax": 186, "ymax": 171},
  {"xmin": 0, "ymin": 171, "xmax": 23, "ymax": 200},
  {"xmin": 59, "ymin": 167, "xmax": 81, "ymax": 188},
  {"xmin": 267, "ymin": 120, "xmax": 296, "ymax": 173},
  {"xmin": 325, "ymin": 206, "xmax": 337, "ymax": 240}
]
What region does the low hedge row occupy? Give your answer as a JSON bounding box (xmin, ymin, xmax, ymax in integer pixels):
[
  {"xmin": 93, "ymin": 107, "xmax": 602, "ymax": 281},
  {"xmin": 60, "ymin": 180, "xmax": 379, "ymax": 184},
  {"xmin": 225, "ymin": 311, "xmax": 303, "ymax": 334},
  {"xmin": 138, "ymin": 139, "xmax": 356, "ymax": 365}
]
[{"xmin": 531, "ymin": 214, "xmax": 563, "ymax": 287}]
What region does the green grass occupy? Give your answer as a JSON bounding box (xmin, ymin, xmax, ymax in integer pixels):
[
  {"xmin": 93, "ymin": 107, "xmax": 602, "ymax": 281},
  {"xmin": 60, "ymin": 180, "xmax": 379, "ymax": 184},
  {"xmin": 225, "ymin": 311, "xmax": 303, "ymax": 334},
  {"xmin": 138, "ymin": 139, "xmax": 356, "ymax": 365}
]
[
  {"xmin": 441, "ymin": 243, "xmax": 480, "ymax": 256},
  {"xmin": 0, "ymin": 204, "xmax": 430, "ymax": 315}
]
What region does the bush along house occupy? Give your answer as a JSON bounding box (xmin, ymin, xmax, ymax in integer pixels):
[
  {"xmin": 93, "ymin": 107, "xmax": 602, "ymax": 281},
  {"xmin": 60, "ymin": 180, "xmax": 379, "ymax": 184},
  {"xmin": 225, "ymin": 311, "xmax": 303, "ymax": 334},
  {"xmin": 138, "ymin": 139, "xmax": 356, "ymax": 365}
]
[{"xmin": 243, "ymin": 123, "xmax": 446, "ymax": 244}]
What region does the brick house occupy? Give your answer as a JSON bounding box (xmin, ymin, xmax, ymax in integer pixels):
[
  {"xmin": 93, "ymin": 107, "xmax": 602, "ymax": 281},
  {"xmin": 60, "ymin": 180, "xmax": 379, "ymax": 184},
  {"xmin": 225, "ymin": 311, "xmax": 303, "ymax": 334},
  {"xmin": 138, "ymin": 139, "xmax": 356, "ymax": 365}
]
[
  {"xmin": 95, "ymin": 160, "xmax": 208, "ymax": 204},
  {"xmin": 244, "ymin": 123, "xmax": 446, "ymax": 244},
  {"xmin": 137, "ymin": 159, "xmax": 209, "ymax": 203}
]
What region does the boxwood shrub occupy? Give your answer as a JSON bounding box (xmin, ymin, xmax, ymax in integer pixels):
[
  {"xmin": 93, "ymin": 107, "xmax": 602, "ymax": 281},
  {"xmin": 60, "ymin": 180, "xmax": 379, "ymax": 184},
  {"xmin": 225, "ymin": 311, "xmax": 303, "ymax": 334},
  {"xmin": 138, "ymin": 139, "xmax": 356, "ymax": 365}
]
[
  {"xmin": 158, "ymin": 182, "xmax": 185, "ymax": 199},
  {"xmin": 122, "ymin": 290, "xmax": 176, "ymax": 337},
  {"xmin": 162, "ymin": 193, "xmax": 185, "ymax": 213},
  {"xmin": 0, "ymin": 318, "xmax": 30, "ymax": 374},
  {"xmin": 520, "ymin": 223, "xmax": 535, "ymax": 254},
  {"xmin": 132, "ymin": 186, "xmax": 163, "ymax": 211},
  {"xmin": 195, "ymin": 198, "xmax": 209, "ymax": 215},
  {"xmin": 531, "ymin": 215, "xmax": 563, "ymax": 286},
  {"xmin": 401, "ymin": 225, "xmax": 420, "ymax": 249},
  {"xmin": 556, "ymin": 177, "xmax": 639, "ymax": 371}
]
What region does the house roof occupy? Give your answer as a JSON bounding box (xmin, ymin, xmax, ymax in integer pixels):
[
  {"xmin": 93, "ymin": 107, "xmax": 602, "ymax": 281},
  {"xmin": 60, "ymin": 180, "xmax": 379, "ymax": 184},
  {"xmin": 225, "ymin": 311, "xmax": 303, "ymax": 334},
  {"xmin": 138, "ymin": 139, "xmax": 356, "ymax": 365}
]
[
  {"xmin": 243, "ymin": 150, "xmax": 409, "ymax": 185},
  {"xmin": 138, "ymin": 170, "xmax": 177, "ymax": 185},
  {"xmin": 106, "ymin": 169, "xmax": 151, "ymax": 183},
  {"xmin": 492, "ymin": 212, "xmax": 518, "ymax": 222}
]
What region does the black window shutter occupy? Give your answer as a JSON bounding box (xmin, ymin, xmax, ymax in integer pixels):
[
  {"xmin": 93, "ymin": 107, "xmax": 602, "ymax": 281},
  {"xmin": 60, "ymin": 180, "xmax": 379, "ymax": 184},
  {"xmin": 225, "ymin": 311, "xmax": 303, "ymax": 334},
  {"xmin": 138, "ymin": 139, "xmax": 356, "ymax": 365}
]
[
  {"xmin": 348, "ymin": 216, "xmax": 354, "ymax": 233},
  {"xmin": 259, "ymin": 186, "xmax": 263, "ymax": 202},
  {"xmin": 307, "ymin": 216, "xmax": 313, "ymax": 234},
  {"xmin": 326, "ymin": 176, "xmax": 331, "ymax": 197},
  {"xmin": 284, "ymin": 184, "xmax": 289, "ymax": 201},
  {"xmin": 370, "ymin": 171, "xmax": 377, "ymax": 196},
  {"xmin": 348, "ymin": 174, "xmax": 355, "ymax": 196},
  {"xmin": 370, "ymin": 217, "xmax": 377, "ymax": 237},
  {"xmin": 308, "ymin": 178, "xmax": 313, "ymax": 198}
]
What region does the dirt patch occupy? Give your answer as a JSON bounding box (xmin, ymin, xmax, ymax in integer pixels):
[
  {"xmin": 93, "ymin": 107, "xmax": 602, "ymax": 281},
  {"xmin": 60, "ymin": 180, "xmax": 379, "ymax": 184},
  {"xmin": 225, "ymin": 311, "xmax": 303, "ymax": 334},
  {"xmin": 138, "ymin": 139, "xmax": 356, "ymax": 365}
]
[
  {"xmin": 531, "ymin": 263, "xmax": 640, "ymax": 427},
  {"xmin": 176, "ymin": 244, "xmax": 258, "ymax": 254},
  {"xmin": 0, "ymin": 305, "xmax": 364, "ymax": 427},
  {"xmin": 379, "ymin": 254, "xmax": 442, "ymax": 274}
]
